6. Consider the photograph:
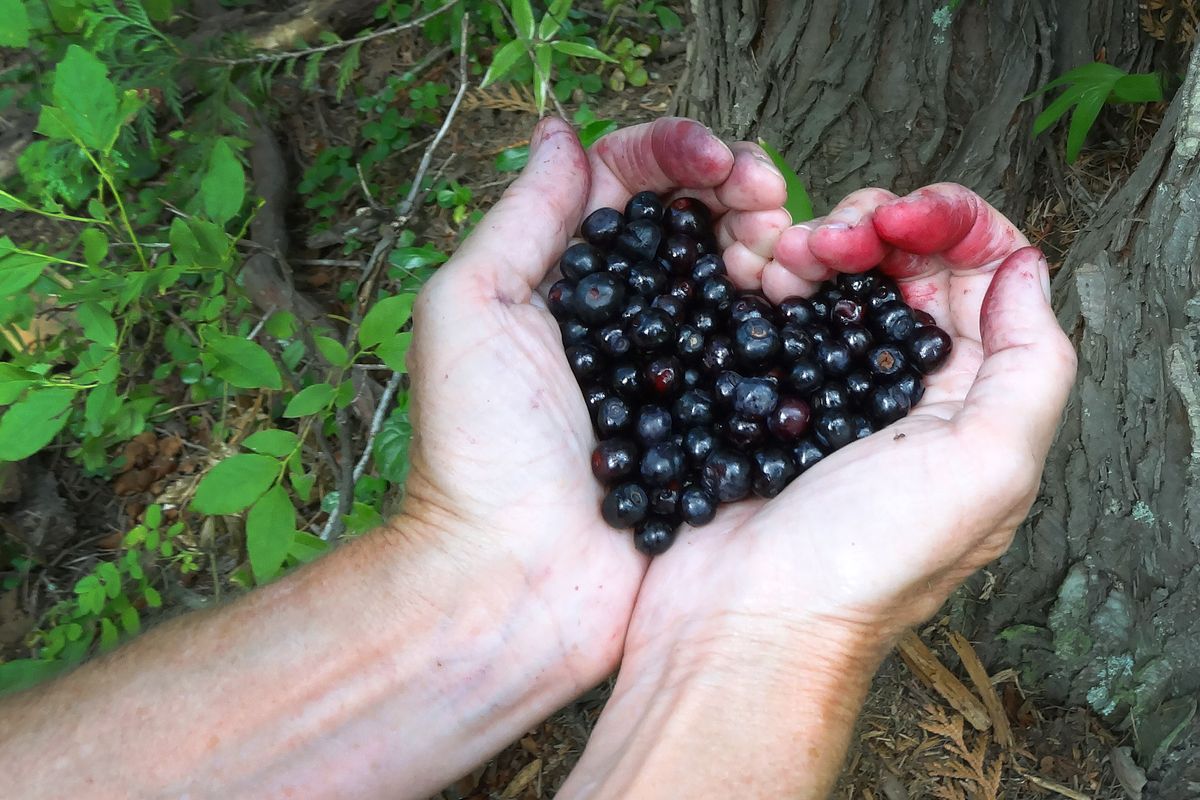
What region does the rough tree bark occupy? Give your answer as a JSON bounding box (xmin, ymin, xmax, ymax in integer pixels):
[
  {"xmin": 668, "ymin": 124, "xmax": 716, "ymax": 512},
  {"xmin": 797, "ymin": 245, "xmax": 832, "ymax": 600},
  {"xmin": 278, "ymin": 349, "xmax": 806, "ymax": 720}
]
[{"xmin": 680, "ymin": 0, "xmax": 1200, "ymax": 792}]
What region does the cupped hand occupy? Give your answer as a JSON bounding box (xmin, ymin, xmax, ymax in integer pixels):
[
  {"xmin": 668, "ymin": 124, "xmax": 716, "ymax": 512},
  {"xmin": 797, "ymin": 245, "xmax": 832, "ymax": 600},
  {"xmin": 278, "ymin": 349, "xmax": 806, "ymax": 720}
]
[
  {"xmin": 400, "ymin": 117, "xmax": 789, "ymax": 683},
  {"xmin": 624, "ymin": 184, "xmax": 1078, "ymax": 665}
]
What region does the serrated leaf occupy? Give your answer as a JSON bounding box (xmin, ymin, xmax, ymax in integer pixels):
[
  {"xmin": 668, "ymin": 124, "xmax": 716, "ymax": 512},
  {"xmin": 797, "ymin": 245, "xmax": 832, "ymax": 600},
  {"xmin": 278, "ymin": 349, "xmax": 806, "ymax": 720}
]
[
  {"xmin": 0, "ymin": 0, "xmax": 30, "ymax": 47},
  {"xmin": 550, "ymin": 40, "xmax": 615, "ymax": 62},
  {"xmin": 206, "ymin": 333, "xmax": 282, "ymax": 390},
  {"xmin": 51, "ymin": 45, "xmax": 119, "ymax": 151},
  {"xmin": 246, "ymin": 485, "xmax": 295, "ymax": 583},
  {"xmin": 283, "ymin": 383, "xmax": 334, "ymax": 417},
  {"xmin": 481, "ymin": 39, "xmax": 527, "ymax": 88},
  {"xmin": 200, "ymin": 138, "xmax": 245, "ymax": 226},
  {"xmin": 243, "ymin": 429, "xmax": 299, "ymax": 457},
  {"xmin": 358, "ymin": 293, "xmax": 416, "ymax": 349},
  {"xmin": 757, "ymin": 138, "xmax": 815, "ymax": 222},
  {"xmin": 191, "ymin": 453, "xmax": 279, "ymax": 515},
  {"xmin": 511, "ymin": 0, "xmax": 534, "ymax": 40},
  {"xmin": 0, "ymin": 386, "xmax": 76, "ymax": 462}
]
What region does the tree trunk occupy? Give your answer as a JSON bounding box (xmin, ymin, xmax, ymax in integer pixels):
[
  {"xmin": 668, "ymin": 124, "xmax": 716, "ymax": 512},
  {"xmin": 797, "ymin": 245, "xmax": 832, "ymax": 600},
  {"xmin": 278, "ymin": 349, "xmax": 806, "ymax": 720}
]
[{"xmin": 676, "ymin": 0, "xmax": 1144, "ymax": 220}]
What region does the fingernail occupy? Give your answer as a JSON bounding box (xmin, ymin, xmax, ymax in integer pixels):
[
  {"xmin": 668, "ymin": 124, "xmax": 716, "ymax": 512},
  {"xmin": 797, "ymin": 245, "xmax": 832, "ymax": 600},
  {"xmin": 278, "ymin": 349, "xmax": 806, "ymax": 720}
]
[
  {"xmin": 822, "ymin": 207, "xmax": 863, "ymax": 229},
  {"xmin": 530, "ymin": 116, "xmax": 568, "ymax": 153}
]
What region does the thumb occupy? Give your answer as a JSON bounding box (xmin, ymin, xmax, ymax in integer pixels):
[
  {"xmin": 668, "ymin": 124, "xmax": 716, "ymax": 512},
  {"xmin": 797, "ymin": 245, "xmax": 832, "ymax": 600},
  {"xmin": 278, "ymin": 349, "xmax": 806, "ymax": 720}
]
[
  {"xmin": 957, "ymin": 247, "xmax": 1077, "ymax": 455},
  {"xmin": 446, "ymin": 116, "xmax": 590, "ymax": 301}
]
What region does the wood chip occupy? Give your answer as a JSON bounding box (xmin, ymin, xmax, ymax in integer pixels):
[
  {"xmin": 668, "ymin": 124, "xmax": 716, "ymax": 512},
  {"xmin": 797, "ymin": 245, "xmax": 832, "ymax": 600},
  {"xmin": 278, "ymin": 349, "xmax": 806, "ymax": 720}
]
[
  {"xmin": 896, "ymin": 630, "xmax": 991, "ymax": 732},
  {"xmin": 1020, "ymin": 770, "xmax": 1093, "ymax": 800},
  {"xmin": 948, "ymin": 631, "xmax": 1014, "ymax": 749},
  {"xmin": 501, "ymin": 758, "xmax": 541, "ymax": 799}
]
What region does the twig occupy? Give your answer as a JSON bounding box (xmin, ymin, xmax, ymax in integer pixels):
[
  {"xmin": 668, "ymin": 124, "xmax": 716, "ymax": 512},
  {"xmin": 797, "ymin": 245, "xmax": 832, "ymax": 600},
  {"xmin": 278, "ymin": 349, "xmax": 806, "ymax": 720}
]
[
  {"xmin": 245, "ymin": 306, "xmax": 277, "ymax": 341},
  {"xmin": 200, "ymin": 0, "xmax": 460, "ymax": 66},
  {"xmin": 293, "ymin": 258, "xmax": 367, "ymax": 268},
  {"xmin": 356, "ymin": 162, "xmax": 386, "ymax": 212},
  {"xmin": 397, "ymin": 13, "xmax": 472, "ymax": 222},
  {"xmin": 352, "ymin": 371, "xmax": 404, "ymax": 484}
]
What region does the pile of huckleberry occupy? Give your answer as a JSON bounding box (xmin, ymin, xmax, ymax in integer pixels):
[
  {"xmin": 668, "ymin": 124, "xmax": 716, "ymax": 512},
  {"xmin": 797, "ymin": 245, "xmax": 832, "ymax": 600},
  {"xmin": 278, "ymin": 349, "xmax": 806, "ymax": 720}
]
[{"xmin": 549, "ymin": 191, "xmax": 952, "ymax": 556}]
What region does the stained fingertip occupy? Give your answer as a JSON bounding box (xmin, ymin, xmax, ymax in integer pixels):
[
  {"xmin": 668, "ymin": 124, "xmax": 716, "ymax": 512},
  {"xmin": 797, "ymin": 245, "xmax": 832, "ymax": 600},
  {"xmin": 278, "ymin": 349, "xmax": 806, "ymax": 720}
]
[
  {"xmin": 713, "ymin": 142, "xmax": 789, "ymax": 211},
  {"xmin": 658, "ymin": 118, "xmax": 736, "ymax": 187},
  {"xmin": 979, "ymin": 246, "xmax": 1056, "ymax": 355},
  {"xmin": 807, "ymin": 219, "xmax": 888, "ymax": 271},
  {"xmin": 873, "ymin": 185, "xmax": 978, "ymax": 255},
  {"xmin": 774, "ymin": 225, "xmax": 834, "ymax": 284}
]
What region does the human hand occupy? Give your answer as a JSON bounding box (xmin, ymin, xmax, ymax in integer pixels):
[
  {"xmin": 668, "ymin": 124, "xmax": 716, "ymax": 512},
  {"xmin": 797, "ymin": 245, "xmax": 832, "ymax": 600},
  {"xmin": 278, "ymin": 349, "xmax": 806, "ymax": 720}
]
[{"xmin": 399, "ymin": 116, "xmax": 789, "ymax": 687}]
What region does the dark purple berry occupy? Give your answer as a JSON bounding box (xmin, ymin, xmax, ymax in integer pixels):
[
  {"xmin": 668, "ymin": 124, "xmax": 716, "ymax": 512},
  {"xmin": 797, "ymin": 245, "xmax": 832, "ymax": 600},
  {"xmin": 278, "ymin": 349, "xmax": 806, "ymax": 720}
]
[
  {"xmin": 649, "ymin": 483, "xmax": 682, "ymax": 517},
  {"xmin": 559, "ymin": 242, "xmax": 603, "ymax": 282},
  {"xmin": 640, "ymin": 441, "xmax": 686, "ymax": 487},
  {"xmin": 595, "ymin": 395, "xmax": 632, "ymax": 436},
  {"xmin": 868, "ymin": 384, "xmax": 911, "ymax": 426},
  {"xmin": 650, "ymin": 294, "xmax": 687, "ymax": 324},
  {"xmin": 701, "ymin": 335, "xmax": 737, "ymax": 373},
  {"xmin": 605, "ymin": 253, "xmax": 633, "ymax": 278},
  {"xmin": 683, "ymin": 368, "xmax": 703, "ymax": 387},
  {"xmin": 591, "ymin": 439, "xmax": 638, "ymax": 484},
  {"xmin": 866, "ymin": 280, "xmax": 902, "ymax": 311},
  {"xmin": 810, "ymin": 383, "xmax": 850, "ymax": 413},
  {"xmin": 816, "ymin": 340, "xmax": 853, "ymax": 377},
  {"xmin": 644, "ymin": 356, "xmax": 684, "ymax": 399},
  {"xmin": 872, "ymin": 302, "xmax": 917, "ymax": 342},
  {"xmin": 849, "ymin": 413, "xmax": 875, "ymax": 440},
  {"xmin": 690, "ymin": 308, "xmax": 718, "ymax": 333},
  {"xmin": 574, "ymin": 273, "xmax": 626, "ymax": 325},
  {"xmin": 913, "ymin": 308, "xmax": 937, "ymax": 327},
  {"xmin": 610, "ymin": 363, "xmax": 643, "ymax": 400},
  {"xmin": 786, "ymin": 360, "xmax": 824, "ymax": 396},
  {"xmin": 890, "ymin": 371, "xmax": 925, "ymax": 407},
  {"xmin": 634, "ymin": 517, "xmax": 676, "ymax": 555},
  {"xmin": 701, "ymin": 448, "xmax": 753, "ymax": 502},
  {"xmin": 691, "ymin": 253, "xmax": 726, "ymax": 282},
  {"xmin": 813, "ymin": 411, "xmax": 855, "ymax": 451},
  {"xmin": 602, "ymin": 483, "xmax": 649, "ymax": 528},
  {"xmin": 768, "ymin": 396, "xmax": 811, "ymax": 441},
  {"xmin": 566, "ymin": 344, "xmax": 604, "ymax": 382},
  {"xmin": 668, "ymin": 278, "xmax": 696, "ymax": 303},
  {"xmin": 583, "ymin": 385, "xmax": 609, "ymax": 415},
  {"xmin": 660, "ymin": 234, "xmax": 699, "ymax": 273},
  {"xmin": 619, "ymin": 296, "xmax": 647, "ymax": 324},
  {"xmin": 808, "ymin": 324, "xmax": 833, "ymax": 345},
  {"xmin": 844, "ymin": 371, "xmax": 874, "ymax": 406},
  {"xmin": 837, "ymin": 271, "xmax": 877, "ymax": 298},
  {"xmin": 792, "ymin": 438, "xmax": 825, "ymax": 473},
  {"xmin": 664, "ymin": 197, "xmax": 710, "ymax": 237},
  {"xmin": 713, "ymin": 370, "xmax": 742, "ymax": 408},
  {"xmin": 680, "ymin": 485, "xmax": 717, "ymax": 527},
  {"xmin": 723, "ymin": 415, "xmax": 766, "ymax": 448},
  {"xmin": 780, "ymin": 325, "xmax": 814, "ymax": 361},
  {"xmin": 907, "ymin": 326, "xmax": 953, "ymax": 373},
  {"xmin": 595, "ymin": 323, "xmax": 631, "ymax": 357},
  {"xmin": 674, "ymin": 388, "xmax": 715, "ymax": 427},
  {"xmin": 752, "ymin": 447, "xmax": 797, "ymax": 498},
  {"xmin": 831, "ymin": 298, "xmax": 864, "ymax": 325},
  {"xmin": 732, "ymin": 317, "xmax": 781, "ymax": 369},
  {"xmin": 560, "ymin": 319, "xmax": 590, "ymax": 347},
  {"xmin": 778, "ymin": 296, "xmax": 818, "ymax": 327},
  {"xmin": 676, "ymin": 325, "xmax": 706, "ymax": 363},
  {"xmin": 629, "ymin": 309, "xmax": 675, "ymax": 351},
  {"xmin": 615, "ymin": 220, "xmax": 663, "ymax": 261},
  {"xmin": 699, "ymin": 276, "xmax": 735, "ymax": 306},
  {"xmin": 727, "ymin": 295, "xmax": 776, "ymax": 326},
  {"xmin": 867, "ymin": 344, "xmax": 908, "ymax": 379},
  {"xmin": 547, "ymin": 279, "xmax": 575, "ymax": 320},
  {"xmin": 582, "ymin": 207, "xmax": 624, "ymax": 247},
  {"xmin": 733, "ymin": 376, "xmax": 779, "ymax": 419},
  {"xmin": 838, "ymin": 324, "xmax": 873, "ymax": 359},
  {"xmin": 683, "ymin": 426, "xmax": 717, "ymax": 466},
  {"xmin": 810, "ymin": 288, "xmax": 843, "ymax": 320},
  {"xmin": 626, "ymin": 261, "xmax": 669, "ymax": 296},
  {"xmin": 634, "ymin": 405, "xmax": 673, "ymax": 444},
  {"xmin": 625, "ymin": 191, "xmax": 664, "ymax": 222}
]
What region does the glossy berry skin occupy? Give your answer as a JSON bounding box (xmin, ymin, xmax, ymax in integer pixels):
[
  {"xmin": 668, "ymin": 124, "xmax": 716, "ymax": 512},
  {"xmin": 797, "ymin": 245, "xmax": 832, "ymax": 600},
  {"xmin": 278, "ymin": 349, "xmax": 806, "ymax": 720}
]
[
  {"xmin": 602, "ymin": 483, "xmax": 649, "ymax": 529},
  {"xmin": 816, "ymin": 340, "xmax": 853, "ymax": 377},
  {"xmin": 668, "ymin": 278, "xmax": 696, "ymax": 304},
  {"xmin": 733, "ymin": 377, "xmax": 780, "ymax": 419},
  {"xmin": 595, "ymin": 323, "xmax": 631, "ymax": 358},
  {"xmin": 837, "ymin": 271, "xmax": 877, "ymax": 298},
  {"xmin": 723, "ymin": 415, "xmax": 766, "ymax": 449},
  {"xmin": 699, "ymin": 276, "xmax": 735, "ymax": 307},
  {"xmin": 644, "ymin": 356, "xmax": 684, "ymax": 399},
  {"xmin": 866, "ymin": 281, "xmax": 902, "ymax": 311},
  {"xmin": 661, "ymin": 234, "xmax": 699, "ymax": 273},
  {"xmin": 674, "ymin": 388, "xmax": 715, "ymax": 427},
  {"xmin": 640, "ymin": 441, "xmax": 686, "ymax": 487},
  {"xmin": 583, "ymin": 386, "xmax": 609, "ymax": 415},
  {"xmin": 808, "ymin": 324, "xmax": 833, "ymax": 345},
  {"xmin": 615, "ymin": 220, "xmax": 663, "ymax": 261},
  {"xmin": 907, "ymin": 326, "xmax": 953, "ymax": 373},
  {"xmin": 676, "ymin": 325, "xmax": 706, "ymax": 363},
  {"xmin": 752, "ymin": 447, "xmax": 797, "ymax": 498},
  {"xmin": 778, "ymin": 296, "xmax": 818, "ymax": 327},
  {"xmin": 665, "ymin": 197, "xmax": 710, "ymax": 236},
  {"xmin": 792, "ymin": 438, "xmax": 826, "ymax": 473},
  {"xmin": 849, "ymin": 414, "xmax": 875, "ymax": 441},
  {"xmin": 912, "ymin": 308, "xmax": 937, "ymax": 327},
  {"xmin": 651, "ymin": 294, "xmax": 687, "ymax": 324},
  {"xmin": 566, "ymin": 344, "xmax": 604, "ymax": 383},
  {"xmin": 680, "ymin": 485, "xmax": 717, "ymax": 527},
  {"xmin": 712, "ymin": 370, "xmax": 742, "ymax": 408},
  {"xmin": 683, "ymin": 368, "xmax": 703, "ymax": 388},
  {"xmin": 610, "ymin": 363, "xmax": 643, "ymax": 400},
  {"xmin": 591, "ymin": 438, "xmax": 638, "ymax": 484},
  {"xmin": 691, "ymin": 254, "xmax": 726, "ymax": 281},
  {"xmin": 626, "ymin": 261, "xmax": 669, "ymax": 296},
  {"xmin": 690, "ymin": 308, "xmax": 718, "ymax": 334},
  {"xmin": 768, "ymin": 396, "xmax": 812, "ymax": 441},
  {"xmin": 838, "ymin": 324, "xmax": 873, "ymax": 358},
  {"xmin": 619, "ymin": 297, "xmax": 647, "ymax": 324},
  {"xmin": 575, "ymin": 272, "xmax": 626, "ymax": 325},
  {"xmin": 701, "ymin": 448, "xmax": 753, "ymax": 502},
  {"xmin": 582, "ymin": 207, "xmax": 624, "ymax": 247},
  {"xmin": 634, "ymin": 517, "xmax": 676, "ymax": 555},
  {"xmin": 787, "ymin": 360, "xmax": 824, "ymax": 396},
  {"xmin": 595, "ymin": 396, "xmax": 633, "ymax": 437},
  {"xmin": 868, "ymin": 384, "xmax": 911, "ymax": 426},
  {"xmin": 891, "ymin": 371, "xmax": 926, "ymax": 407},
  {"xmin": 867, "ymin": 345, "xmax": 908, "ymax": 379},
  {"xmin": 650, "ymin": 483, "xmax": 682, "ymax": 517},
  {"xmin": 560, "ymin": 319, "xmax": 590, "ymax": 347},
  {"xmin": 732, "ymin": 317, "xmax": 781, "ymax": 369},
  {"xmin": 812, "ymin": 411, "xmax": 855, "ymax": 452},
  {"xmin": 872, "ymin": 302, "xmax": 917, "ymax": 342},
  {"xmin": 727, "ymin": 295, "xmax": 776, "ymax": 326},
  {"xmin": 780, "ymin": 325, "xmax": 814, "ymax": 361},
  {"xmin": 844, "ymin": 371, "xmax": 874, "ymax": 406},
  {"xmin": 702, "ymin": 335, "xmax": 737, "ymax": 374},
  {"xmin": 810, "ymin": 383, "xmax": 850, "ymax": 413},
  {"xmin": 831, "ymin": 298, "xmax": 864, "ymax": 326},
  {"xmin": 547, "ymin": 279, "xmax": 575, "ymax": 321},
  {"xmin": 605, "ymin": 253, "xmax": 633, "ymax": 278},
  {"xmin": 635, "ymin": 405, "xmax": 673, "ymax": 444},
  {"xmin": 626, "ymin": 190, "xmax": 665, "ymax": 222},
  {"xmin": 559, "ymin": 243, "xmax": 603, "ymax": 282},
  {"xmin": 683, "ymin": 427, "xmax": 716, "ymax": 466},
  {"xmin": 629, "ymin": 309, "xmax": 676, "ymax": 351}
]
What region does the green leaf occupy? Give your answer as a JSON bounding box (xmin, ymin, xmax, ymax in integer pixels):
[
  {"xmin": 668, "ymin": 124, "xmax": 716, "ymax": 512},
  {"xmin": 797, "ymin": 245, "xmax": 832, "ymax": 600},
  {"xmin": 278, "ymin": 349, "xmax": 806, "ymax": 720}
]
[
  {"xmin": 358, "ymin": 293, "xmax": 416, "ymax": 349},
  {"xmin": 0, "ymin": 387, "xmax": 76, "ymax": 462},
  {"xmin": 168, "ymin": 217, "xmax": 199, "ymax": 265},
  {"xmin": 1065, "ymin": 84, "xmax": 1109, "ymax": 164},
  {"xmin": 1033, "ymin": 82, "xmax": 1089, "ymax": 136},
  {"xmin": 206, "ymin": 333, "xmax": 282, "ymax": 390},
  {"xmin": 373, "ymin": 413, "xmax": 411, "ymax": 483},
  {"xmin": 0, "ymin": 659, "xmax": 70, "ymax": 697},
  {"xmin": 81, "ymin": 228, "xmax": 108, "ymax": 268},
  {"xmin": 579, "ymin": 119, "xmax": 618, "ymax": 148},
  {"xmin": 757, "ymin": 139, "xmax": 815, "ymax": 222},
  {"xmin": 120, "ymin": 605, "xmax": 140, "ymax": 634},
  {"xmin": 288, "ymin": 531, "xmax": 329, "ymax": 563},
  {"xmin": 99, "ymin": 618, "xmax": 119, "ymax": 650},
  {"xmin": 511, "ymin": 0, "xmax": 534, "ymax": 40},
  {"xmin": 550, "ymin": 41, "xmax": 616, "ymax": 62},
  {"xmin": 77, "ymin": 302, "xmax": 117, "ymax": 347},
  {"xmin": 51, "ymin": 45, "xmax": 119, "ymax": 152},
  {"xmin": 538, "ymin": 0, "xmax": 571, "ymax": 38},
  {"xmin": 283, "ymin": 383, "xmax": 334, "ymax": 417},
  {"xmin": 388, "ymin": 245, "xmax": 447, "ymax": 271},
  {"xmin": 495, "ymin": 145, "xmax": 530, "ymax": 172},
  {"xmin": 654, "ymin": 6, "xmax": 682, "ymax": 31},
  {"xmin": 534, "ymin": 42, "xmax": 552, "ymax": 115},
  {"xmin": 83, "ymin": 383, "xmax": 118, "ymax": 436},
  {"xmin": 97, "ymin": 561, "xmax": 121, "ymax": 599},
  {"xmin": 290, "ymin": 469, "xmax": 315, "ymax": 502},
  {"xmin": 314, "ymin": 335, "xmax": 350, "ymax": 368},
  {"xmin": 191, "ymin": 453, "xmax": 279, "ymax": 515},
  {"xmin": 143, "ymin": 585, "xmax": 162, "ymax": 608},
  {"xmin": 481, "ymin": 39, "xmax": 527, "ymax": 88},
  {"xmin": 0, "ymin": 0, "xmax": 31, "ymax": 47},
  {"xmin": 200, "ymin": 138, "xmax": 245, "ymax": 226},
  {"xmin": 243, "ymin": 429, "xmax": 299, "ymax": 457},
  {"xmin": 246, "ymin": 485, "xmax": 296, "ymax": 583},
  {"xmin": 1112, "ymin": 72, "xmax": 1164, "ymax": 103},
  {"xmin": 375, "ymin": 332, "xmax": 412, "ymax": 372}
]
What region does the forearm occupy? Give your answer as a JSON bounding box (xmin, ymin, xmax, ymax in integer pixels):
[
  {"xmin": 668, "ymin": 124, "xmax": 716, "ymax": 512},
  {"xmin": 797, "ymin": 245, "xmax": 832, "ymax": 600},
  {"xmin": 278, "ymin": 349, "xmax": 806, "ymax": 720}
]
[
  {"xmin": 559, "ymin": 616, "xmax": 889, "ymax": 799},
  {"xmin": 0, "ymin": 514, "xmax": 591, "ymax": 799}
]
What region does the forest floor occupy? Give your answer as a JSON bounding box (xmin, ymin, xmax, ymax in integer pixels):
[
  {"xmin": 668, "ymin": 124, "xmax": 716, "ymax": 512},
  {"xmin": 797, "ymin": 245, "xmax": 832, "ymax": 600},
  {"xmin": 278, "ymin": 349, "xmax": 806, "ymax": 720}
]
[{"xmin": 0, "ymin": 4, "xmax": 1171, "ymax": 798}]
